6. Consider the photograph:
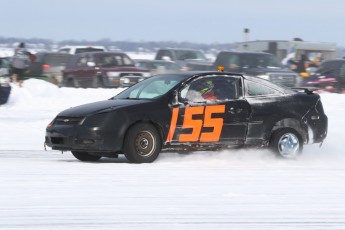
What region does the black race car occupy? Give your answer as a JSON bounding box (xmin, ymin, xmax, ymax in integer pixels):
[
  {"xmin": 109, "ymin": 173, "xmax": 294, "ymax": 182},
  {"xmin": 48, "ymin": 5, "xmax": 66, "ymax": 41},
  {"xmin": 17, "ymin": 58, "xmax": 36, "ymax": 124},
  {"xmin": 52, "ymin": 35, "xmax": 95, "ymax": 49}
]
[{"xmin": 45, "ymin": 71, "xmax": 328, "ymax": 163}]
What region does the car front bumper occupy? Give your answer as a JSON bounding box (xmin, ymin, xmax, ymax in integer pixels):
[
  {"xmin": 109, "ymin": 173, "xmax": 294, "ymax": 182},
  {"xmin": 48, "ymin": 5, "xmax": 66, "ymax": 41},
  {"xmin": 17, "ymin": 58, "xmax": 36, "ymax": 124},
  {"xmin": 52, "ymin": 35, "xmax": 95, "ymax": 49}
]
[{"xmin": 45, "ymin": 125, "xmax": 122, "ymax": 152}]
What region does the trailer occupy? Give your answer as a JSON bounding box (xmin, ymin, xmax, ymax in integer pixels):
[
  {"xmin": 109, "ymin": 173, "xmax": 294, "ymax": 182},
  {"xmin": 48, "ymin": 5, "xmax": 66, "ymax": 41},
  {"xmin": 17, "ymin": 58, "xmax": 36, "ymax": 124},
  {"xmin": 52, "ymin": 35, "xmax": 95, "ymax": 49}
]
[{"xmin": 235, "ymin": 40, "xmax": 337, "ymax": 62}]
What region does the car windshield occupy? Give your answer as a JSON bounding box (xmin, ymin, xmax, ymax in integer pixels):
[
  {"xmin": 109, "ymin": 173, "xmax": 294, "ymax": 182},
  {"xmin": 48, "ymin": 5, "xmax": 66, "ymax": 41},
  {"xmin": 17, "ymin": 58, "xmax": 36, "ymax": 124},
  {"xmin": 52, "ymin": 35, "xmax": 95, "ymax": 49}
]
[
  {"xmin": 152, "ymin": 62, "xmax": 180, "ymax": 70},
  {"xmin": 113, "ymin": 74, "xmax": 187, "ymax": 100},
  {"xmin": 218, "ymin": 53, "xmax": 284, "ymax": 69},
  {"xmin": 96, "ymin": 53, "xmax": 134, "ymax": 67},
  {"xmin": 175, "ymin": 50, "xmax": 207, "ymax": 61},
  {"xmin": 240, "ymin": 53, "xmax": 283, "ymax": 68},
  {"xmin": 75, "ymin": 48, "xmax": 104, "ymax": 53},
  {"xmin": 45, "ymin": 54, "xmax": 71, "ymax": 66}
]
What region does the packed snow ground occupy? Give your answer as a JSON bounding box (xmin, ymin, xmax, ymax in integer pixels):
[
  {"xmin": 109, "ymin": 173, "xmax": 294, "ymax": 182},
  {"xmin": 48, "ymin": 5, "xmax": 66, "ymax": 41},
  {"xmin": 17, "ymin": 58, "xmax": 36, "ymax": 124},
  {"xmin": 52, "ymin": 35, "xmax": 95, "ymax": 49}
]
[{"xmin": 0, "ymin": 79, "xmax": 345, "ymax": 229}]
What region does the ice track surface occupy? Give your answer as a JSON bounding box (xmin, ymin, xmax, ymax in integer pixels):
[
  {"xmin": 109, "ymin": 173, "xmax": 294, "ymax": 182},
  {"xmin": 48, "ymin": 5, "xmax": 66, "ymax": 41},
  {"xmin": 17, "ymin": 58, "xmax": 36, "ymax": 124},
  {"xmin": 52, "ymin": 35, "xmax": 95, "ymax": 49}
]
[{"xmin": 0, "ymin": 79, "xmax": 344, "ymax": 229}]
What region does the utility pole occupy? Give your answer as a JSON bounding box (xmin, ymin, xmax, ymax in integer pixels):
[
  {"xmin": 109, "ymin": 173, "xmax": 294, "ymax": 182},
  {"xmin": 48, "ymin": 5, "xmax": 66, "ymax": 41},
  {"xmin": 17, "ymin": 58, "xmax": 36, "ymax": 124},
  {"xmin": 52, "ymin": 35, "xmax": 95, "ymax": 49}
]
[{"xmin": 243, "ymin": 28, "xmax": 250, "ymax": 50}]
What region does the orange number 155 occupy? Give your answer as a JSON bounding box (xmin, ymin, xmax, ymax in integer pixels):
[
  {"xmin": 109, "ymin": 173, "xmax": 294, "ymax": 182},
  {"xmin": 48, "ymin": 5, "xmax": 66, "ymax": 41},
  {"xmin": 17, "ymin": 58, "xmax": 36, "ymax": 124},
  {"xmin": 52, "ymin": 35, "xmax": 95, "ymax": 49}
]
[{"xmin": 166, "ymin": 105, "xmax": 225, "ymax": 143}]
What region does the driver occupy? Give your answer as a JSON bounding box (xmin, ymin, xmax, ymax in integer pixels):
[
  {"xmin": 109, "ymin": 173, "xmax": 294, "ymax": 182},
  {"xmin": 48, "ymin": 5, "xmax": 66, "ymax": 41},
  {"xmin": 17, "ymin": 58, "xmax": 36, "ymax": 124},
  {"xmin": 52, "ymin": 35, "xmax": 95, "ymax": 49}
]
[{"xmin": 196, "ymin": 80, "xmax": 217, "ymax": 100}]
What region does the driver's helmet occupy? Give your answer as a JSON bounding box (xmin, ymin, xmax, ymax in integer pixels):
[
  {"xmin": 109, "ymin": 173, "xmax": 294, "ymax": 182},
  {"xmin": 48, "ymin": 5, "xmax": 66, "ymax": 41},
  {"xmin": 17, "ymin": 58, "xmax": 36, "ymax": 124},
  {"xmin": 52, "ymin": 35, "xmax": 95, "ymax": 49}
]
[{"xmin": 196, "ymin": 80, "xmax": 213, "ymax": 95}]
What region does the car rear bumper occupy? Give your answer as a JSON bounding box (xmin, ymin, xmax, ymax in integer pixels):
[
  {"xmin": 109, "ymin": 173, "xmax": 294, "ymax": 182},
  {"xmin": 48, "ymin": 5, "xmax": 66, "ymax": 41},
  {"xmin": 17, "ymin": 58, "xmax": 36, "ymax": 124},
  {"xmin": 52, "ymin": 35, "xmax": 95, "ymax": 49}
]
[{"xmin": 308, "ymin": 114, "xmax": 328, "ymax": 144}]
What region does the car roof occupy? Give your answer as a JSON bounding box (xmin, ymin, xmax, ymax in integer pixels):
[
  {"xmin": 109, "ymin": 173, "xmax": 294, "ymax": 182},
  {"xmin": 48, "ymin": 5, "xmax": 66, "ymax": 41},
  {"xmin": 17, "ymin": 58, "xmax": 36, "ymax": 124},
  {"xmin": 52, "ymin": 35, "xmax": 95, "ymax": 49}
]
[
  {"xmin": 36, "ymin": 52, "xmax": 71, "ymax": 56},
  {"xmin": 59, "ymin": 45, "xmax": 105, "ymax": 49},
  {"xmin": 219, "ymin": 50, "xmax": 273, "ymax": 55},
  {"xmin": 156, "ymin": 71, "xmax": 291, "ymax": 92},
  {"xmin": 322, "ymin": 59, "xmax": 345, "ymax": 63},
  {"xmin": 155, "ymin": 71, "xmax": 243, "ymax": 80},
  {"xmin": 135, "ymin": 59, "xmax": 175, "ymax": 63},
  {"xmin": 73, "ymin": 51, "xmax": 126, "ymax": 56},
  {"xmin": 158, "ymin": 48, "xmax": 202, "ymax": 51}
]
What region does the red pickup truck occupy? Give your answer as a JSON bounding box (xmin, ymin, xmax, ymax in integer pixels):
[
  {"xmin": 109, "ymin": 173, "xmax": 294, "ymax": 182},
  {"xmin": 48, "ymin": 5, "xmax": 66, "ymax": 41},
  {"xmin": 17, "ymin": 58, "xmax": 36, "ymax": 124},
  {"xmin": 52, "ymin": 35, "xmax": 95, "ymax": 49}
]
[{"xmin": 62, "ymin": 52, "xmax": 150, "ymax": 88}]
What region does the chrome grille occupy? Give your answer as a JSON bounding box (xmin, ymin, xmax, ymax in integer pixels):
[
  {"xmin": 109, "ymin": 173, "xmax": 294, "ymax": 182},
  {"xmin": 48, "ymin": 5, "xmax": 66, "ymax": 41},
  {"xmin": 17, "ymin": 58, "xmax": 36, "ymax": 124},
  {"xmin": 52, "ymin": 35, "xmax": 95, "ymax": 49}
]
[
  {"xmin": 54, "ymin": 116, "xmax": 84, "ymax": 125},
  {"xmin": 119, "ymin": 73, "xmax": 142, "ymax": 77}
]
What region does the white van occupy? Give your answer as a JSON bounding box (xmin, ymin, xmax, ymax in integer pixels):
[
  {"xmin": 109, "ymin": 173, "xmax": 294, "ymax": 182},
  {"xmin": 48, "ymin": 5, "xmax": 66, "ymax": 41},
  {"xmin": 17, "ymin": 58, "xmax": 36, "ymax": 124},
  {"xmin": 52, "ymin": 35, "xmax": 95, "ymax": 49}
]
[{"xmin": 58, "ymin": 46, "xmax": 106, "ymax": 55}]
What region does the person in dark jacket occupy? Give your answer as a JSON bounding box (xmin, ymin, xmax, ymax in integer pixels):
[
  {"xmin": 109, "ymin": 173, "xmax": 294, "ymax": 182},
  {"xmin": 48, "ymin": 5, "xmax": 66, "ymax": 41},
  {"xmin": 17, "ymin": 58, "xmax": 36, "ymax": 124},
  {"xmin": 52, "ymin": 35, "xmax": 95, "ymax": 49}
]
[
  {"xmin": 296, "ymin": 54, "xmax": 309, "ymax": 74},
  {"xmin": 11, "ymin": 42, "xmax": 29, "ymax": 87}
]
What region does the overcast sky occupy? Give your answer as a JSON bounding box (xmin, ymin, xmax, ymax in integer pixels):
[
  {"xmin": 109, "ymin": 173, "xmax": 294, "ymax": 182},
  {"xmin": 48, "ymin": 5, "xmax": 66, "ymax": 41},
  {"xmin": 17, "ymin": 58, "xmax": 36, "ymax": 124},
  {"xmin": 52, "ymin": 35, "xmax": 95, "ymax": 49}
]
[{"xmin": 1, "ymin": 0, "xmax": 344, "ymax": 46}]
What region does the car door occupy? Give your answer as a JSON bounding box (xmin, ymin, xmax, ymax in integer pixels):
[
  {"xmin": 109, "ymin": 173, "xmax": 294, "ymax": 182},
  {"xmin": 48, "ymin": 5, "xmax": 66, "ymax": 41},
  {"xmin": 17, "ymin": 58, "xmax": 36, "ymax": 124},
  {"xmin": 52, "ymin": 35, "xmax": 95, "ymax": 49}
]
[
  {"xmin": 167, "ymin": 75, "xmax": 251, "ymax": 144},
  {"xmin": 66, "ymin": 55, "xmax": 85, "ymax": 80},
  {"xmin": 73, "ymin": 54, "xmax": 97, "ymax": 86}
]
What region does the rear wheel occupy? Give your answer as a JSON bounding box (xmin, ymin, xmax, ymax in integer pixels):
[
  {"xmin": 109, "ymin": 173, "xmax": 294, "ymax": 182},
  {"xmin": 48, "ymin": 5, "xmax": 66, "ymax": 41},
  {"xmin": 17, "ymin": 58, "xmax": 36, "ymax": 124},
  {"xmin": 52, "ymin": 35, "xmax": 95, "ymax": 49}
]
[
  {"xmin": 93, "ymin": 76, "xmax": 104, "ymax": 88},
  {"xmin": 71, "ymin": 151, "xmax": 101, "ymax": 162},
  {"xmin": 64, "ymin": 76, "xmax": 78, "ymax": 88},
  {"xmin": 123, "ymin": 123, "xmax": 162, "ymax": 163},
  {"xmin": 270, "ymin": 128, "xmax": 303, "ymax": 159}
]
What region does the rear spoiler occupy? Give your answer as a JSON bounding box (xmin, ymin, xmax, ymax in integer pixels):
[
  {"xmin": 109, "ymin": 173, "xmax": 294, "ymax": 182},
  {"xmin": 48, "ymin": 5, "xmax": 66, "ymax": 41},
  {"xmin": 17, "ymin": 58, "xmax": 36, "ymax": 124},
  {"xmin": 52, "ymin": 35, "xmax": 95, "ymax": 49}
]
[{"xmin": 291, "ymin": 87, "xmax": 320, "ymax": 95}]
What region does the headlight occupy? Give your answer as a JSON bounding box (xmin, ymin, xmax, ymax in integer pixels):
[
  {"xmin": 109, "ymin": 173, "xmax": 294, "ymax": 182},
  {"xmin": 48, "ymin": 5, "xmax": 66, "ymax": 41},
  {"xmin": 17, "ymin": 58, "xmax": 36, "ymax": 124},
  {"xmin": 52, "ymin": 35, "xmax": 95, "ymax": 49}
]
[
  {"xmin": 82, "ymin": 113, "xmax": 108, "ymax": 127},
  {"xmin": 142, "ymin": 72, "xmax": 151, "ymax": 77},
  {"xmin": 120, "ymin": 77, "xmax": 130, "ymax": 84},
  {"xmin": 106, "ymin": 72, "xmax": 120, "ymax": 77},
  {"xmin": 256, "ymin": 74, "xmax": 270, "ymax": 80}
]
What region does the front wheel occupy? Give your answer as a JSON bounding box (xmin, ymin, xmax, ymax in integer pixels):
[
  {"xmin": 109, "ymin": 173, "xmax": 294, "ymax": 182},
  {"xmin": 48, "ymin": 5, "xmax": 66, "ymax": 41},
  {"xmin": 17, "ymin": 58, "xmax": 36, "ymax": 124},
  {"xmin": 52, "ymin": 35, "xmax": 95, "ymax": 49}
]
[
  {"xmin": 123, "ymin": 123, "xmax": 162, "ymax": 163},
  {"xmin": 63, "ymin": 76, "xmax": 78, "ymax": 88},
  {"xmin": 270, "ymin": 128, "xmax": 303, "ymax": 159},
  {"xmin": 71, "ymin": 151, "xmax": 102, "ymax": 162},
  {"xmin": 92, "ymin": 76, "xmax": 104, "ymax": 88}
]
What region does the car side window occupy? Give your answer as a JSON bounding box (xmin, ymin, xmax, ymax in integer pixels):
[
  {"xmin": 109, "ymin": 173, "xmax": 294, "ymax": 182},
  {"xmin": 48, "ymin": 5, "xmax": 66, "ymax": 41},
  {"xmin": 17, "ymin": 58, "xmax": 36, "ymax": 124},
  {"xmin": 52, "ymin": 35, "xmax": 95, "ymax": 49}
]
[
  {"xmin": 246, "ymin": 81, "xmax": 280, "ymax": 97},
  {"xmin": 217, "ymin": 53, "xmax": 240, "ymax": 70},
  {"xmin": 66, "ymin": 55, "xmax": 79, "ymax": 68},
  {"xmin": 340, "ymin": 63, "xmax": 345, "ymax": 77},
  {"xmin": 157, "ymin": 50, "xmax": 173, "ymax": 61},
  {"xmin": 76, "ymin": 56, "xmax": 88, "ymax": 67},
  {"xmin": 180, "ymin": 76, "xmax": 240, "ymax": 103},
  {"xmin": 123, "ymin": 55, "xmax": 133, "ymax": 65},
  {"xmin": 58, "ymin": 48, "xmax": 70, "ymax": 54},
  {"xmin": 136, "ymin": 62, "xmax": 147, "ymax": 68}
]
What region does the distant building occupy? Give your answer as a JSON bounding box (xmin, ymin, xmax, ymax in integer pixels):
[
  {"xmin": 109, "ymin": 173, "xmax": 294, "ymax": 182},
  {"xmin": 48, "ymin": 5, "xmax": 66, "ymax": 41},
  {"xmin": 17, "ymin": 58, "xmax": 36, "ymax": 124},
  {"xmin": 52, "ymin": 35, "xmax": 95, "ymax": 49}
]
[{"xmin": 235, "ymin": 40, "xmax": 337, "ymax": 62}]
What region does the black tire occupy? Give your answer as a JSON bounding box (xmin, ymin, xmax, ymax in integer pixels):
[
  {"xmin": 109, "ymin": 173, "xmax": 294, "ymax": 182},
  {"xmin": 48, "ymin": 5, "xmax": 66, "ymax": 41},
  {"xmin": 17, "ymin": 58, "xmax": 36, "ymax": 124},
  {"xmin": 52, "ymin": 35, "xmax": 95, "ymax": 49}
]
[
  {"xmin": 123, "ymin": 123, "xmax": 162, "ymax": 163},
  {"xmin": 93, "ymin": 76, "xmax": 104, "ymax": 88},
  {"xmin": 270, "ymin": 128, "xmax": 303, "ymax": 159},
  {"xmin": 71, "ymin": 151, "xmax": 102, "ymax": 162},
  {"xmin": 64, "ymin": 76, "xmax": 77, "ymax": 88}
]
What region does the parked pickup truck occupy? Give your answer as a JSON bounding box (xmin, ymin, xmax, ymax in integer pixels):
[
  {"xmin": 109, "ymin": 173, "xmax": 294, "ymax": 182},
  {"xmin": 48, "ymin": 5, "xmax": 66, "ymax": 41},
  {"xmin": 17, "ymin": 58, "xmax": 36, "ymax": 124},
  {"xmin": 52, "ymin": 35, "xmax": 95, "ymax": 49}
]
[
  {"xmin": 62, "ymin": 52, "xmax": 150, "ymax": 88},
  {"xmin": 187, "ymin": 51, "xmax": 298, "ymax": 87},
  {"xmin": 154, "ymin": 48, "xmax": 213, "ymax": 70}
]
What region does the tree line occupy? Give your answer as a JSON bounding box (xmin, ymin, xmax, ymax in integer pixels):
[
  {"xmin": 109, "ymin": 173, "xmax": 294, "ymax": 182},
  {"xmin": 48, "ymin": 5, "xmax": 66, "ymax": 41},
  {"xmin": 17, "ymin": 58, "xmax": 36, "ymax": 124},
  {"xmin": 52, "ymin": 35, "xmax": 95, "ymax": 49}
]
[{"xmin": 0, "ymin": 37, "xmax": 235, "ymax": 53}]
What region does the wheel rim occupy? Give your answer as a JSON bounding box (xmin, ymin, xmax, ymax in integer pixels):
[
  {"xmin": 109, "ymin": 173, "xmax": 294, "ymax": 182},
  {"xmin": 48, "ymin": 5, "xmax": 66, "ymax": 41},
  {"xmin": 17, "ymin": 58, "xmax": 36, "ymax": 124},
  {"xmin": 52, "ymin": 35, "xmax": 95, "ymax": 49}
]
[
  {"xmin": 278, "ymin": 133, "xmax": 300, "ymax": 158},
  {"xmin": 135, "ymin": 131, "xmax": 156, "ymax": 157}
]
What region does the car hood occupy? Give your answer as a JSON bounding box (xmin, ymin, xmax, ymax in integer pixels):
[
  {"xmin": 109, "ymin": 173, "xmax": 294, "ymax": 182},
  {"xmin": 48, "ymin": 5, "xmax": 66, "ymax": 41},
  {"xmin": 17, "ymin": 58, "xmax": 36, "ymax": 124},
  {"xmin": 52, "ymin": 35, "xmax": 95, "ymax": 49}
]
[{"xmin": 58, "ymin": 99, "xmax": 151, "ymax": 117}]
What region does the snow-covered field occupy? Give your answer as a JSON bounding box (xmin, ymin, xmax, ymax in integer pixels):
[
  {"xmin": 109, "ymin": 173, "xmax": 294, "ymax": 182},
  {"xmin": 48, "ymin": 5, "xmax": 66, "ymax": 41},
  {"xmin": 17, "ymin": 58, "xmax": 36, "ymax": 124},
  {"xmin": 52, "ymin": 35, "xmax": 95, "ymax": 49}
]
[{"xmin": 0, "ymin": 79, "xmax": 345, "ymax": 229}]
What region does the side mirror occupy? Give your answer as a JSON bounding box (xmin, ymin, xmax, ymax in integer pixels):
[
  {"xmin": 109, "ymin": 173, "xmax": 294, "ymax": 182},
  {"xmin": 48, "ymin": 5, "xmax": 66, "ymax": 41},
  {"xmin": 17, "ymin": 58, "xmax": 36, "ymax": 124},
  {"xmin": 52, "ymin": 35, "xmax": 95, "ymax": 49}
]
[
  {"xmin": 171, "ymin": 90, "xmax": 184, "ymax": 107},
  {"xmin": 87, "ymin": 61, "xmax": 96, "ymax": 67}
]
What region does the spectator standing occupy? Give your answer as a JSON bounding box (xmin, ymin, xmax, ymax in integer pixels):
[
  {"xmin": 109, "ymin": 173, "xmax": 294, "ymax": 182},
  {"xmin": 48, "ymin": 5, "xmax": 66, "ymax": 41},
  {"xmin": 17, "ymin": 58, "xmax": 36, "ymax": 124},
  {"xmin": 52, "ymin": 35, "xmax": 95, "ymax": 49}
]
[
  {"xmin": 296, "ymin": 54, "xmax": 309, "ymax": 74},
  {"xmin": 11, "ymin": 42, "xmax": 29, "ymax": 87}
]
